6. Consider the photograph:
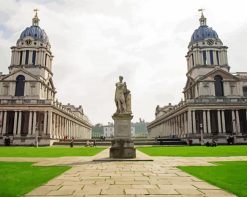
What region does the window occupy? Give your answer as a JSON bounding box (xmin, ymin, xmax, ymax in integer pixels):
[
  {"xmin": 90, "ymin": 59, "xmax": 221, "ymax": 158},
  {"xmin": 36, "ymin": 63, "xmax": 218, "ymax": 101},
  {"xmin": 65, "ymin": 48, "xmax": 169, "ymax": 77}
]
[
  {"xmin": 210, "ymin": 50, "xmax": 214, "ymax": 65},
  {"xmin": 45, "ymin": 54, "xmax": 48, "ymax": 66},
  {"xmin": 214, "ymin": 75, "xmax": 224, "ymax": 96},
  {"xmin": 203, "ymin": 51, "xmax": 207, "ymax": 65},
  {"xmin": 192, "ymin": 54, "xmax": 194, "ymax": 66},
  {"xmin": 243, "ymin": 86, "xmax": 247, "ymax": 97},
  {"xmin": 25, "ymin": 50, "xmax": 29, "ymax": 64},
  {"xmin": 15, "ymin": 75, "xmax": 25, "ymax": 96},
  {"xmin": 19, "ymin": 51, "xmax": 23, "ymax": 65},
  {"xmin": 216, "ymin": 51, "xmax": 219, "ymax": 65},
  {"xmin": 32, "ymin": 51, "xmax": 36, "ymax": 65}
]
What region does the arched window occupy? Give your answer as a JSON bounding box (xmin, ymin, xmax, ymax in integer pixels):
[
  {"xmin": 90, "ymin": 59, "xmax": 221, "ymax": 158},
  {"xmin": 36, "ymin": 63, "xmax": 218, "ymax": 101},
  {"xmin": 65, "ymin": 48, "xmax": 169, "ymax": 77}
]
[
  {"xmin": 210, "ymin": 50, "xmax": 214, "ymax": 65},
  {"xmin": 19, "ymin": 51, "xmax": 23, "ymax": 65},
  {"xmin": 243, "ymin": 86, "xmax": 247, "ymax": 97},
  {"xmin": 203, "ymin": 51, "xmax": 207, "ymax": 65},
  {"xmin": 25, "ymin": 50, "xmax": 29, "ymax": 64},
  {"xmin": 15, "ymin": 75, "xmax": 25, "ymax": 96},
  {"xmin": 214, "ymin": 75, "xmax": 224, "ymax": 96},
  {"xmin": 32, "ymin": 51, "xmax": 36, "ymax": 65}
]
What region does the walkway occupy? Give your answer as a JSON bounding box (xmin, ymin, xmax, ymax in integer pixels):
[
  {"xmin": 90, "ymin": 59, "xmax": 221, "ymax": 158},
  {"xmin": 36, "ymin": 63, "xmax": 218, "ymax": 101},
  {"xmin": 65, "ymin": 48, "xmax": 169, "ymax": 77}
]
[{"xmin": 2, "ymin": 149, "xmax": 247, "ymax": 196}]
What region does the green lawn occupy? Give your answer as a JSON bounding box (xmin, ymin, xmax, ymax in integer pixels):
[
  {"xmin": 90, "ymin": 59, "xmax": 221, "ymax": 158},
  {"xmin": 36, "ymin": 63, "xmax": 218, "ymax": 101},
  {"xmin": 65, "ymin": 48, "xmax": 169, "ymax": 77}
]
[
  {"xmin": 0, "ymin": 147, "xmax": 105, "ymax": 157},
  {"xmin": 178, "ymin": 161, "xmax": 247, "ymax": 197},
  {"xmin": 137, "ymin": 145, "xmax": 247, "ymax": 157},
  {"xmin": 0, "ymin": 162, "xmax": 70, "ymax": 197}
]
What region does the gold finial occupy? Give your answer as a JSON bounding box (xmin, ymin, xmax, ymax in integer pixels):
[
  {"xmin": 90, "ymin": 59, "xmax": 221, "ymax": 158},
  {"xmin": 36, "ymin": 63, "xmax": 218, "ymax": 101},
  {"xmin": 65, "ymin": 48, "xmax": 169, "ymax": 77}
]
[
  {"xmin": 32, "ymin": 9, "xmax": 40, "ymax": 26},
  {"xmin": 34, "ymin": 8, "xmax": 39, "ymax": 16},
  {"xmin": 198, "ymin": 8, "xmax": 205, "ymax": 16}
]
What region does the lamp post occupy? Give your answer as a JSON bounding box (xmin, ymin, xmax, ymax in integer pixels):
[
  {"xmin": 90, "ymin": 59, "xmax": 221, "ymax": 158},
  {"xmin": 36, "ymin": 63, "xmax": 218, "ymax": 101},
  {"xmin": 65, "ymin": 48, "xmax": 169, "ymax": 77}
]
[{"xmin": 200, "ymin": 123, "xmax": 203, "ymax": 146}]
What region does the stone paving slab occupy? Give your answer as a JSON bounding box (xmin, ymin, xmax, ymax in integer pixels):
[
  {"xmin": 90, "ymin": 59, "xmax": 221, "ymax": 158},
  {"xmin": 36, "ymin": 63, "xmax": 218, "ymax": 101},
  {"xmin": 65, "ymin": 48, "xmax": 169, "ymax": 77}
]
[{"xmin": 0, "ymin": 148, "xmax": 243, "ymax": 196}]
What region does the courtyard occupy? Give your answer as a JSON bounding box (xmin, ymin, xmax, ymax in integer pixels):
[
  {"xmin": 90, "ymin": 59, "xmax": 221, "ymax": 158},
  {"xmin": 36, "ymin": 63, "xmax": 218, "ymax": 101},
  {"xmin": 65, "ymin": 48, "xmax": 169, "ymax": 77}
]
[{"xmin": 1, "ymin": 146, "xmax": 247, "ymax": 196}]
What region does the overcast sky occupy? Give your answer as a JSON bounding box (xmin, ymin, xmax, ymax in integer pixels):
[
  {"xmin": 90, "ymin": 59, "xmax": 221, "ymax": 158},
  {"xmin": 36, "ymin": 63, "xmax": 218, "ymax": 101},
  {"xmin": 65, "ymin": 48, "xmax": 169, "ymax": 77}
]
[{"xmin": 0, "ymin": 0, "xmax": 247, "ymax": 125}]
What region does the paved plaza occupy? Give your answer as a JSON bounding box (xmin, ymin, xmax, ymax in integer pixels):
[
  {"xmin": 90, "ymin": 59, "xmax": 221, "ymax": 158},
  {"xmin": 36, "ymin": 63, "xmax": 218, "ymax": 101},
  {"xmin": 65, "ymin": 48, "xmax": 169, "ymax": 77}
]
[{"xmin": 1, "ymin": 149, "xmax": 247, "ymax": 196}]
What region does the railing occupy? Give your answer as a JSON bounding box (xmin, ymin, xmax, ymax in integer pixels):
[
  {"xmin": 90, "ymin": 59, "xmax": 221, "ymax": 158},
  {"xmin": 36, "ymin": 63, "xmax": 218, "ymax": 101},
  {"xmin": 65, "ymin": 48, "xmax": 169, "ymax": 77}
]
[
  {"xmin": 187, "ymin": 97, "xmax": 247, "ymax": 104},
  {"xmin": 0, "ymin": 99, "xmax": 53, "ymax": 105}
]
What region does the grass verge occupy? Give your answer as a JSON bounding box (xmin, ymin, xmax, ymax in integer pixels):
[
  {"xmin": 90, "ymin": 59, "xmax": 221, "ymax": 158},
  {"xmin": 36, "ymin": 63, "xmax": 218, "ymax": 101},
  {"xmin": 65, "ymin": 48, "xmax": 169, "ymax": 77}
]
[
  {"xmin": 0, "ymin": 161, "xmax": 70, "ymax": 197},
  {"xmin": 137, "ymin": 145, "xmax": 247, "ymax": 157},
  {"xmin": 0, "ymin": 147, "xmax": 106, "ymax": 157},
  {"xmin": 178, "ymin": 161, "xmax": 247, "ymax": 197}
]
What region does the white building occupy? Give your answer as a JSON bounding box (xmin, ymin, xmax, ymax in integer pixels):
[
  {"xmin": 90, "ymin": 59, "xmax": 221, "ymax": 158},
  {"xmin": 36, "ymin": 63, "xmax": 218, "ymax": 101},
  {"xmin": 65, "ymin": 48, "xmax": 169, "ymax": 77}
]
[
  {"xmin": 0, "ymin": 11, "xmax": 92, "ymax": 146},
  {"xmin": 103, "ymin": 122, "xmax": 135, "ymax": 138},
  {"xmin": 148, "ymin": 11, "xmax": 247, "ymax": 144}
]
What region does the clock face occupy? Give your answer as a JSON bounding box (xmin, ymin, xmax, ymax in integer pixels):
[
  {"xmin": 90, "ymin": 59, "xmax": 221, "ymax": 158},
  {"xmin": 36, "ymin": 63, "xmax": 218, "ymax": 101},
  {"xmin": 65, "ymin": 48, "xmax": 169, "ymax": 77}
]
[
  {"xmin": 25, "ymin": 39, "xmax": 32, "ymax": 45},
  {"xmin": 207, "ymin": 39, "xmax": 214, "ymax": 45}
]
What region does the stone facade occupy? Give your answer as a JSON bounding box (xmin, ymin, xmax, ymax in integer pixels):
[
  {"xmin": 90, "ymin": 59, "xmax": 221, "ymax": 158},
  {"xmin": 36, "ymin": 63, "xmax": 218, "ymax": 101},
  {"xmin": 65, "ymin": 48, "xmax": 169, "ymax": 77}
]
[
  {"xmin": 0, "ymin": 11, "xmax": 92, "ymax": 146},
  {"xmin": 148, "ymin": 12, "xmax": 247, "ymax": 144}
]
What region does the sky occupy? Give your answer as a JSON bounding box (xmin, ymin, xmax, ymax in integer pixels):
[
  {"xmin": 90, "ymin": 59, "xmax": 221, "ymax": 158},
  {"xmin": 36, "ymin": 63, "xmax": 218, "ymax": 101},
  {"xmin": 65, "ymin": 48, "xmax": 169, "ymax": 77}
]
[{"xmin": 0, "ymin": 0, "xmax": 247, "ymax": 125}]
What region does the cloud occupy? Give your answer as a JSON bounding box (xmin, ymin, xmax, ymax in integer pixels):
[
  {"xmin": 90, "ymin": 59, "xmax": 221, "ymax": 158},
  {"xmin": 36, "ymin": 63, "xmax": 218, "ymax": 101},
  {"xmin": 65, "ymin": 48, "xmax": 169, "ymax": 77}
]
[{"xmin": 0, "ymin": 0, "xmax": 247, "ymax": 124}]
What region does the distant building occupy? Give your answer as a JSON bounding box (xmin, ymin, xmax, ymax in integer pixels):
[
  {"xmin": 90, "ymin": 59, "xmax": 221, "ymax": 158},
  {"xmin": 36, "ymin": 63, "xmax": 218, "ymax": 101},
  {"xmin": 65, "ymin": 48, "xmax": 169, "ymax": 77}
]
[
  {"xmin": 103, "ymin": 122, "xmax": 135, "ymax": 138},
  {"xmin": 132, "ymin": 118, "xmax": 148, "ymax": 137},
  {"xmin": 92, "ymin": 123, "xmax": 104, "ymax": 138}
]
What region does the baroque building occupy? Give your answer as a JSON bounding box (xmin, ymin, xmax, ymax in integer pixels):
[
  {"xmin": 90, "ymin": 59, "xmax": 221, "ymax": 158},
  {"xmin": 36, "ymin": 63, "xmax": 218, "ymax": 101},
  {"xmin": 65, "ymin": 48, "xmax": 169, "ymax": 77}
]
[
  {"xmin": 0, "ymin": 11, "xmax": 92, "ymax": 146},
  {"xmin": 148, "ymin": 11, "xmax": 247, "ymax": 144}
]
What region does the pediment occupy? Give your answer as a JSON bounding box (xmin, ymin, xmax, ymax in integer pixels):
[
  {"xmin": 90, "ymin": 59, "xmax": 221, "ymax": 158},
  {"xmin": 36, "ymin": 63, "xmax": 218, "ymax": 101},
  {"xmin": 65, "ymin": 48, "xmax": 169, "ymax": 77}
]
[
  {"xmin": 1, "ymin": 69, "xmax": 38, "ymax": 81},
  {"xmin": 184, "ymin": 76, "xmax": 195, "ymax": 91},
  {"xmin": 199, "ymin": 68, "xmax": 239, "ymax": 81}
]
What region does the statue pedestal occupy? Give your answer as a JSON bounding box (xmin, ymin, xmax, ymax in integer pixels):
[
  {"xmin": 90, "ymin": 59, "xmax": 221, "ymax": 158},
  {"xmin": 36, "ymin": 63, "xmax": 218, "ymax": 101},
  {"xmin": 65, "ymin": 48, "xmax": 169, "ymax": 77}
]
[{"xmin": 110, "ymin": 113, "xmax": 136, "ymax": 158}]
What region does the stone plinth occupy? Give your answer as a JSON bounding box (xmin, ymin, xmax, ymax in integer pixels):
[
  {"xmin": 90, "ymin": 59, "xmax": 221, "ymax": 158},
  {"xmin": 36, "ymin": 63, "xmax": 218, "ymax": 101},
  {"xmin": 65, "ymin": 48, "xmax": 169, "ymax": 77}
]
[{"xmin": 110, "ymin": 113, "xmax": 136, "ymax": 158}]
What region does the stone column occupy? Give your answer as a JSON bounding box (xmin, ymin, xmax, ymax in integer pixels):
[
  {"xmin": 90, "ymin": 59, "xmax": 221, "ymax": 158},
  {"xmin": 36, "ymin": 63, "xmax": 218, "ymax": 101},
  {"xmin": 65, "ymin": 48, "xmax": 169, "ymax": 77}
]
[
  {"xmin": 32, "ymin": 111, "xmax": 37, "ymax": 135},
  {"xmin": 221, "ymin": 110, "xmax": 226, "ymax": 133},
  {"xmin": 13, "ymin": 111, "xmax": 18, "ymax": 135},
  {"xmin": 2, "ymin": 111, "xmax": 7, "ymax": 135},
  {"xmin": 217, "ymin": 110, "xmax": 222, "ymax": 133},
  {"xmin": 213, "ymin": 51, "xmax": 217, "ymax": 65},
  {"xmin": 236, "ymin": 110, "xmax": 240, "ymax": 134},
  {"xmin": 43, "ymin": 111, "xmax": 47, "ymax": 135},
  {"xmin": 184, "ymin": 113, "xmax": 188, "ymax": 135},
  {"xmin": 28, "ymin": 51, "xmax": 32, "ymax": 64},
  {"xmin": 55, "ymin": 114, "xmax": 58, "ymax": 139},
  {"xmin": 207, "ymin": 110, "xmax": 211, "ymax": 133},
  {"xmin": 28, "ymin": 111, "xmax": 32, "ymax": 135},
  {"xmin": 59, "ymin": 116, "xmax": 62, "ymax": 139},
  {"xmin": 188, "ymin": 110, "xmax": 192, "ymax": 134},
  {"xmin": 17, "ymin": 111, "xmax": 22, "ymax": 135},
  {"xmin": 203, "ymin": 110, "xmax": 207, "ymax": 134},
  {"xmin": 232, "ymin": 110, "xmax": 236, "ymax": 134},
  {"xmin": 47, "ymin": 111, "xmax": 52, "ymax": 136},
  {"xmin": 206, "ymin": 51, "xmax": 210, "ymax": 65},
  {"xmin": 22, "ymin": 51, "xmax": 26, "ymax": 64},
  {"xmin": 192, "ymin": 110, "xmax": 196, "ymax": 133},
  {"xmin": 0, "ymin": 111, "xmax": 3, "ymax": 134}
]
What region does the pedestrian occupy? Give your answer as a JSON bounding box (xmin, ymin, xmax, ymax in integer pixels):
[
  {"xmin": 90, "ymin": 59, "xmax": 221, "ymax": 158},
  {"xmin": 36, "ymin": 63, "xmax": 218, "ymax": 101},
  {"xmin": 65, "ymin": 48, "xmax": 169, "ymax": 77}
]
[{"xmin": 70, "ymin": 137, "xmax": 74, "ymax": 148}]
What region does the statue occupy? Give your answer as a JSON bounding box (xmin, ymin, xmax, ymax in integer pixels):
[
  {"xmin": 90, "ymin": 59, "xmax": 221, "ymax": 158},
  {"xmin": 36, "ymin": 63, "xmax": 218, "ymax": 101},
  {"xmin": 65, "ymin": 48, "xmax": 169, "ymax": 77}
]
[{"xmin": 115, "ymin": 76, "xmax": 131, "ymax": 114}]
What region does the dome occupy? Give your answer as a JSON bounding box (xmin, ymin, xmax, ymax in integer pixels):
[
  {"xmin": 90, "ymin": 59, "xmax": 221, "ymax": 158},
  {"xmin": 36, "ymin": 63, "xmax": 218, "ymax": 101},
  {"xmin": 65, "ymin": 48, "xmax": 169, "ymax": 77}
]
[
  {"xmin": 190, "ymin": 25, "xmax": 219, "ymax": 43},
  {"xmin": 20, "ymin": 25, "xmax": 49, "ymax": 43}
]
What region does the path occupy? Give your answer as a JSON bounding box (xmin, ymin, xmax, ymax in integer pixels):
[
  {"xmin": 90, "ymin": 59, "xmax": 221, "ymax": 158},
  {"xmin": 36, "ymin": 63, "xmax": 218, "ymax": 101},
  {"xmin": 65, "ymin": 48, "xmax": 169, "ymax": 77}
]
[{"xmin": 1, "ymin": 149, "xmax": 247, "ymax": 196}]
